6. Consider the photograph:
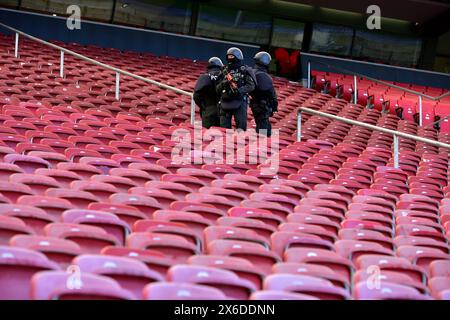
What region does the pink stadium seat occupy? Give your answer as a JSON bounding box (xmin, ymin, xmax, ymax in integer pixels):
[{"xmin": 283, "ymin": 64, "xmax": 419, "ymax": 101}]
[
  {"xmin": 250, "ymin": 290, "xmax": 318, "ymax": 300},
  {"xmin": 88, "ymin": 203, "xmax": 147, "ymax": 226},
  {"xmin": 207, "ymin": 239, "xmax": 280, "ymax": 274},
  {"xmin": 30, "ymin": 271, "xmax": 134, "ymax": 300},
  {"xmin": 73, "ymin": 254, "xmax": 163, "ymax": 299},
  {"xmin": 57, "ymin": 162, "xmax": 102, "ymax": 179},
  {"xmin": 0, "ymin": 181, "xmax": 35, "ymax": 202},
  {"xmin": 0, "ymin": 203, "xmax": 55, "ymax": 235},
  {"xmin": 10, "ymin": 173, "xmax": 62, "ymax": 195},
  {"xmin": 143, "ymin": 282, "xmax": 228, "ymax": 300},
  {"xmin": 126, "ymin": 232, "xmax": 198, "ymax": 263},
  {"xmin": 45, "ymin": 188, "xmax": 99, "ymax": 209},
  {"xmin": 0, "ymin": 246, "xmax": 60, "ymax": 299},
  {"xmin": 70, "ymin": 180, "xmax": 118, "ymax": 201},
  {"xmin": 17, "ymin": 195, "xmax": 75, "ymax": 219},
  {"xmin": 45, "ymin": 223, "xmax": 119, "ymax": 254},
  {"xmin": 263, "ymin": 274, "xmax": 350, "ymax": 300},
  {"xmin": 285, "ymin": 247, "xmax": 354, "ymax": 280},
  {"xmin": 152, "ymin": 210, "xmax": 211, "ymax": 235},
  {"xmin": 170, "ymin": 201, "xmax": 224, "ymax": 222},
  {"xmin": 134, "ymin": 219, "xmax": 202, "ymax": 250},
  {"xmin": 204, "ymin": 225, "xmax": 269, "ymax": 250},
  {"xmin": 271, "ymin": 231, "xmax": 335, "ymax": 256},
  {"xmin": 167, "ymin": 264, "xmax": 256, "ymax": 299},
  {"xmin": 3, "ymin": 154, "xmax": 50, "ymax": 173},
  {"xmin": 110, "ymin": 193, "xmax": 163, "ymax": 217},
  {"xmin": 228, "ymin": 207, "xmax": 284, "ymax": 228},
  {"xmin": 0, "ymin": 216, "xmax": 34, "ymax": 244},
  {"xmin": 62, "ymin": 209, "xmax": 131, "ymax": 245},
  {"xmin": 9, "ymin": 235, "xmax": 81, "ymax": 268},
  {"xmin": 354, "ymin": 281, "xmax": 431, "ymax": 300}
]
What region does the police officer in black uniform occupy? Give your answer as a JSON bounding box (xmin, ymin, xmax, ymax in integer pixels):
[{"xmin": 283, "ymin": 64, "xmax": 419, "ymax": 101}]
[
  {"xmin": 216, "ymin": 47, "xmax": 256, "ymax": 131},
  {"xmin": 193, "ymin": 57, "xmax": 224, "ymax": 129},
  {"xmin": 250, "ymin": 51, "xmax": 278, "ymax": 137}
]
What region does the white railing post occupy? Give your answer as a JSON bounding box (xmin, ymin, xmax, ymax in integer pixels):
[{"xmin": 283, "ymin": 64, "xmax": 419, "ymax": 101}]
[
  {"xmin": 60, "ymin": 51, "xmax": 64, "ymax": 78},
  {"xmin": 418, "ymin": 95, "xmax": 423, "ymax": 126},
  {"xmin": 297, "ymin": 111, "xmax": 302, "ymax": 142},
  {"xmin": 190, "ymin": 96, "xmax": 196, "ymax": 125},
  {"xmin": 353, "ymin": 75, "xmax": 358, "ymax": 104},
  {"xmin": 307, "ymin": 62, "xmax": 311, "ymax": 89},
  {"xmin": 393, "ymin": 134, "xmax": 399, "ymax": 169},
  {"xmin": 115, "ymin": 72, "xmax": 120, "ymax": 100},
  {"xmin": 14, "ymin": 32, "xmax": 19, "ymax": 58}
]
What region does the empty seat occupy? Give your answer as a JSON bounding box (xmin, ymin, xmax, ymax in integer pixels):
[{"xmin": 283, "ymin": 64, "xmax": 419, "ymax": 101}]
[
  {"xmin": 45, "ymin": 223, "xmax": 119, "ymax": 254},
  {"xmin": 263, "ymin": 274, "xmax": 350, "ymax": 300},
  {"xmin": 9, "ymin": 173, "xmax": 62, "ymax": 195},
  {"xmin": 4, "ymin": 154, "xmax": 51, "ymax": 173},
  {"xmin": 30, "ymin": 271, "xmax": 134, "ymax": 300},
  {"xmin": 207, "ymin": 239, "xmax": 280, "ymax": 274},
  {"xmin": 126, "ymin": 232, "xmax": 198, "ymax": 263},
  {"xmin": 167, "ymin": 264, "xmax": 256, "ymax": 299},
  {"xmin": 0, "ymin": 181, "xmax": 35, "ymax": 202},
  {"xmin": 17, "ymin": 195, "xmax": 75, "ymax": 220},
  {"xmin": 0, "ymin": 246, "xmax": 59, "ymax": 299},
  {"xmin": 9, "ymin": 235, "xmax": 81, "ymax": 268},
  {"xmin": 0, "ymin": 215, "xmax": 34, "ymax": 244},
  {"xmin": 62, "ymin": 209, "xmax": 131, "ymax": 245},
  {"xmin": 353, "ymin": 281, "xmax": 431, "ymax": 300},
  {"xmin": 143, "ymin": 282, "xmax": 228, "ymax": 300},
  {"xmin": 110, "ymin": 193, "xmax": 163, "ymax": 218},
  {"xmin": 250, "ymin": 290, "xmax": 318, "ymax": 300},
  {"xmin": 45, "ymin": 188, "xmax": 99, "ymax": 209},
  {"xmin": 73, "ymin": 254, "xmax": 163, "ymax": 299}
]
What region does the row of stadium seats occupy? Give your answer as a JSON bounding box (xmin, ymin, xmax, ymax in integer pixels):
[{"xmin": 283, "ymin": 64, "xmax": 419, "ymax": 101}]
[{"xmin": 312, "ymin": 71, "xmax": 450, "ymax": 131}]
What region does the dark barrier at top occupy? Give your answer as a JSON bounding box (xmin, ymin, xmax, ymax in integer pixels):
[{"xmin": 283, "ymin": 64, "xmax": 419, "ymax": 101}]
[{"xmin": 0, "ymin": 8, "xmax": 260, "ymax": 66}]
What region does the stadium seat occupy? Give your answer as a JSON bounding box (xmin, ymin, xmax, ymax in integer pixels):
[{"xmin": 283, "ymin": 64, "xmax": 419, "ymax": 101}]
[
  {"xmin": 30, "ymin": 271, "xmax": 134, "ymax": 300},
  {"xmin": 167, "ymin": 264, "xmax": 256, "ymax": 299},
  {"xmin": 0, "ymin": 246, "xmax": 60, "ymax": 299},
  {"xmin": 143, "ymin": 282, "xmax": 228, "ymax": 300},
  {"xmin": 73, "ymin": 254, "xmax": 163, "ymax": 299}
]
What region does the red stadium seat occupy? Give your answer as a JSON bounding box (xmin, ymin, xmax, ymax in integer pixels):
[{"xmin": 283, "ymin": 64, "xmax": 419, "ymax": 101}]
[
  {"xmin": 127, "ymin": 232, "xmax": 198, "ymax": 263},
  {"xmin": 73, "ymin": 254, "xmax": 163, "ymax": 299},
  {"xmin": 9, "ymin": 235, "xmax": 81, "ymax": 268},
  {"xmin": 143, "ymin": 282, "xmax": 228, "ymax": 300},
  {"xmin": 30, "ymin": 271, "xmax": 134, "ymax": 300},
  {"xmin": 45, "ymin": 223, "xmax": 119, "ymax": 254},
  {"xmin": 167, "ymin": 264, "xmax": 256, "ymax": 299},
  {"xmin": 0, "ymin": 246, "xmax": 59, "ymax": 299}
]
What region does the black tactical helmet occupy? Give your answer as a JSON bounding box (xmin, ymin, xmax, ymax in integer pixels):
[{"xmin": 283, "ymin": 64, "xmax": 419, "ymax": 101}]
[
  {"xmin": 226, "ymin": 47, "xmax": 244, "ymax": 61},
  {"xmin": 207, "ymin": 57, "xmax": 224, "ymax": 69},
  {"xmin": 254, "ymin": 51, "xmax": 272, "ymax": 66}
]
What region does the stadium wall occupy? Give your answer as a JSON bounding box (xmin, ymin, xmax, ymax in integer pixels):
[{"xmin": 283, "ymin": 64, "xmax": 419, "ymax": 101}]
[{"xmin": 0, "ymin": 8, "xmax": 260, "ymax": 65}]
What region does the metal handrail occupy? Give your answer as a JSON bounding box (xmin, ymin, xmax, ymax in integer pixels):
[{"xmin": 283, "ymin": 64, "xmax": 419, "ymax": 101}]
[
  {"xmin": 296, "ymin": 107, "xmax": 450, "ymax": 169},
  {"xmin": 306, "ymin": 58, "xmax": 450, "ymax": 101},
  {"xmin": 0, "ymin": 22, "xmax": 197, "ymax": 124},
  {"xmin": 306, "ymin": 58, "xmax": 450, "ymax": 127}
]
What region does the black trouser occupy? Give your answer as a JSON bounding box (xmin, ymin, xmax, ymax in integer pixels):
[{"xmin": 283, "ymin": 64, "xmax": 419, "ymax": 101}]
[
  {"xmin": 251, "ymin": 104, "xmax": 272, "ymax": 137},
  {"xmin": 219, "ymin": 103, "xmax": 248, "ymax": 131},
  {"xmin": 201, "ymin": 105, "xmax": 220, "ymax": 129}
]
